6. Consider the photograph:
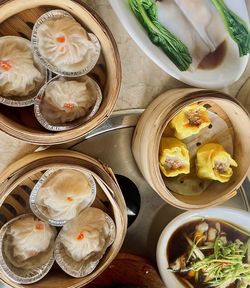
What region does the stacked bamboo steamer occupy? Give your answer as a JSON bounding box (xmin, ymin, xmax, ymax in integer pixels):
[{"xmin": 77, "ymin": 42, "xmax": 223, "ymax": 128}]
[
  {"xmin": 0, "ymin": 0, "xmax": 121, "ymax": 145},
  {"xmin": 0, "ymin": 149, "xmax": 127, "ymax": 288},
  {"xmin": 133, "ymin": 88, "xmax": 250, "ymax": 210}
]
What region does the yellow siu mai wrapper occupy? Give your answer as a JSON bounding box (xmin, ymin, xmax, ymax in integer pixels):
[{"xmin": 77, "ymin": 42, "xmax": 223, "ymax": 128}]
[
  {"xmin": 159, "ymin": 137, "xmax": 190, "ymax": 177},
  {"xmin": 170, "ymin": 104, "xmax": 211, "ymax": 140},
  {"xmin": 196, "ymin": 143, "xmax": 237, "ymax": 183}
]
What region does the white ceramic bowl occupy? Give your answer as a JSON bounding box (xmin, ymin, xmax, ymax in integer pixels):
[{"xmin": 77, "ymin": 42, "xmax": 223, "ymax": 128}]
[
  {"xmin": 109, "ymin": 0, "xmax": 249, "ymax": 89},
  {"xmin": 156, "ymin": 207, "xmax": 250, "ymax": 287}
]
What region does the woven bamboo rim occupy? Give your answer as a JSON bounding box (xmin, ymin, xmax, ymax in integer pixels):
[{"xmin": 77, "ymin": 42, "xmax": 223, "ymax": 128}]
[
  {"xmin": 0, "ymin": 0, "xmax": 121, "ymax": 145},
  {"xmin": 0, "ymin": 150, "xmax": 127, "ymax": 288},
  {"xmin": 132, "ymin": 88, "xmax": 250, "ymax": 210}
]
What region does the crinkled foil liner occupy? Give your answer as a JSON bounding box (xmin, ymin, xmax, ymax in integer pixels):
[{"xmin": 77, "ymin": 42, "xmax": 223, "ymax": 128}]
[
  {"xmin": 0, "ymin": 214, "xmax": 56, "ymax": 284},
  {"xmin": 29, "ymin": 168, "xmax": 97, "ymax": 226},
  {"xmin": 31, "ymin": 9, "xmax": 101, "ymax": 77},
  {"xmin": 33, "ymin": 74, "xmax": 102, "ymax": 131},
  {"xmin": 54, "ymin": 213, "xmax": 116, "ymax": 278},
  {"xmin": 0, "ymin": 36, "xmax": 51, "ymax": 107}
]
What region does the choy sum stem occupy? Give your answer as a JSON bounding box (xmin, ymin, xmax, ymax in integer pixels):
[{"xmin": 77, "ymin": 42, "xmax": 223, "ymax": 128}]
[
  {"xmin": 211, "ymin": 0, "xmax": 250, "ymax": 56},
  {"xmin": 129, "ymin": 0, "xmax": 192, "ymax": 71}
]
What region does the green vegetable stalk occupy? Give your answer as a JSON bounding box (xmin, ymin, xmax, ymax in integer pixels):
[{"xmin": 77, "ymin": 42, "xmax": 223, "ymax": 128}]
[
  {"xmin": 211, "ymin": 0, "xmax": 250, "ymax": 57},
  {"xmin": 129, "ymin": 0, "xmax": 192, "ymax": 71}
]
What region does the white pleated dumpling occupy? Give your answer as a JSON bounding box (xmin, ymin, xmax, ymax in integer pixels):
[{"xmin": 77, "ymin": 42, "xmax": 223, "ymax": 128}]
[
  {"xmin": 0, "ymin": 37, "xmax": 44, "ymax": 97},
  {"xmin": 40, "ymin": 77, "xmax": 97, "ymax": 125}
]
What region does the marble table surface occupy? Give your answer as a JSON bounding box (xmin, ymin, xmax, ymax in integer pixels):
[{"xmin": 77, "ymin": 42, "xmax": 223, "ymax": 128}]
[{"xmin": 0, "ymin": 0, "xmax": 250, "ymax": 174}]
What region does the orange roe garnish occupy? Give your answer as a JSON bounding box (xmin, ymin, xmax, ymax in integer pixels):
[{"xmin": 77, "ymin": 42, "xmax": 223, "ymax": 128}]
[
  {"xmin": 76, "ymin": 231, "xmax": 84, "ymax": 241},
  {"xmin": 63, "ymin": 103, "xmax": 75, "ymax": 110},
  {"xmin": 67, "ymin": 196, "xmax": 73, "ymax": 202},
  {"xmin": 0, "ymin": 60, "xmax": 11, "ymax": 71},
  {"xmin": 56, "ymin": 36, "xmax": 66, "ymax": 43},
  {"xmin": 35, "ymin": 222, "xmax": 44, "ymax": 230}
]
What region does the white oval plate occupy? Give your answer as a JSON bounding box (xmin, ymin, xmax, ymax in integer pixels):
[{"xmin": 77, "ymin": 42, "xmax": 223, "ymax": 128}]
[
  {"xmin": 156, "ymin": 207, "xmax": 250, "ymax": 287},
  {"xmin": 109, "ymin": 0, "xmax": 249, "ymax": 89}
]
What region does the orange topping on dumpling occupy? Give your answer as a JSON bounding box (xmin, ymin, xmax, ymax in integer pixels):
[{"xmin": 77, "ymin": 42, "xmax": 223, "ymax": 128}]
[
  {"xmin": 35, "ymin": 222, "xmax": 44, "ymax": 231},
  {"xmin": 0, "ymin": 60, "xmax": 12, "ymax": 71},
  {"xmin": 67, "ymin": 196, "xmax": 73, "ymax": 202},
  {"xmin": 63, "ymin": 103, "xmax": 75, "ymax": 110},
  {"xmin": 76, "ymin": 231, "xmax": 84, "ymax": 241},
  {"xmin": 56, "ymin": 36, "xmax": 66, "ymax": 43}
]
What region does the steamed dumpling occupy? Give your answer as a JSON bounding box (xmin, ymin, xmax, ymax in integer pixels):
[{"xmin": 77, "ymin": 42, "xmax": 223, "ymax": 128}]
[
  {"xmin": 36, "ymin": 16, "xmax": 99, "ymax": 72},
  {"xmin": 0, "ymin": 37, "xmax": 44, "ymax": 97},
  {"xmin": 59, "ymin": 208, "xmax": 112, "ymax": 262},
  {"xmin": 7, "ymin": 216, "xmax": 55, "ymax": 262},
  {"xmin": 40, "ymin": 77, "xmax": 97, "ymax": 125},
  {"xmin": 36, "ymin": 169, "xmax": 93, "ymax": 221}
]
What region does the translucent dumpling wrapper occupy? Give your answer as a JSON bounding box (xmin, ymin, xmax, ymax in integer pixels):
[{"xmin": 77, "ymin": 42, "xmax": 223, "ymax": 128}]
[
  {"xmin": 0, "ymin": 36, "xmax": 44, "ymax": 98},
  {"xmin": 196, "ymin": 143, "xmax": 238, "ymax": 183},
  {"xmin": 55, "ymin": 207, "xmax": 116, "ymax": 277},
  {"xmin": 0, "ymin": 214, "xmax": 56, "ymax": 284},
  {"xmin": 40, "ymin": 77, "xmax": 97, "ymax": 125},
  {"xmin": 159, "ymin": 137, "xmax": 190, "ymax": 177},
  {"xmin": 174, "ymin": 0, "xmax": 228, "ymax": 52},
  {"xmin": 156, "ymin": 0, "xmax": 210, "ymax": 69},
  {"xmin": 30, "ymin": 169, "xmax": 96, "ymax": 226},
  {"xmin": 32, "ymin": 10, "xmax": 101, "ymax": 75},
  {"xmin": 170, "ymin": 104, "xmax": 211, "ymax": 140}
]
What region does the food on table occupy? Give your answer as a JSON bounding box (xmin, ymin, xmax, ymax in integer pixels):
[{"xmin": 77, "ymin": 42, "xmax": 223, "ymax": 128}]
[
  {"xmin": 170, "ymin": 104, "xmax": 211, "ymax": 140},
  {"xmin": 55, "ymin": 207, "xmax": 115, "ymax": 277},
  {"xmin": 129, "ymin": 0, "xmax": 192, "ymax": 71},
  {"xmin": 168, "ymin": 219, "xmax": 250, "ymax": 288},
  {"xmin": 174, "ymin": 0, "xmax": 227, "ymax": 52},
  {"xmin": 211, "ymin": 0, "xmax": 250, "ymax": 57},
  {"xmin": 35, "ymin": 169, "xmax": 95, "ymax": 222},
  {"xmin": 196, "ymin": 143, "xmax": 237, "ymax": 183},
  {"xmin": 4, "ymin": 215, "xmax": 56, "ymax": 269},
  {"xmin": 159, "ymin": 137, "xmax": 190, "ymax": 177},
  {"xmin": 35, "ymin": 12, "xmax": 100, "ymax": 73},
  {"xmin": 0, "ymin": 36, "xmax": 44, "ymax": 98},
  {"xmin": 40, "ymin": 77, "xmax": 98, "ymax": 125}
]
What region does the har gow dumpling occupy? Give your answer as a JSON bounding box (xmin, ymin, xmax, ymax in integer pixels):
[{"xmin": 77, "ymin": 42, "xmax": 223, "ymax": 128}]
[
  {"xmin": 0, "ymin": 36, "xmax": 45, "ymax": 98},
  {"xmin": 39, "ymin": 76, "xmax": 99, "ymax": 126},
  {"xmin": 31, "ymin": 169, "xmax": 96, "ymax": 225},
  {"xmin": 55, "ymin": 207, "xmax": 115, "ymax": 277},
  {"xmin": 32, "ymin": 10, "xmax": 100, "ymax": 75}
]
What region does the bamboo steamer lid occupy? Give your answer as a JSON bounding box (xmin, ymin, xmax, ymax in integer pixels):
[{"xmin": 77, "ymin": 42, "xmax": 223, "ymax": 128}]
[
  {"xmin": 132, "ymin": 88, "xmax": 250, "ymax": 210},
  {"xmin": 0, "ymin": 0, "xmax": 121, "ymax": 145},
  {"xmin": 0, "ymin": 149, "xmax": 127, "ymax": 288}
]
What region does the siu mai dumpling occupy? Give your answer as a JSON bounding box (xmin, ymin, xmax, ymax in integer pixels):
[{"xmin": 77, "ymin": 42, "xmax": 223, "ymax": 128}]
[
  {"xmin": 0, "ymin": 36, "xmax": 44, "ymax": 98},
  {"xmin": 174, "ymin": 0, "xmax": 227, "ymax": 52},
  {"xmin": 159, "ymin": 137, "xmax": 190, "ymax": 177},
  {"xmin": 196, "ymin": 143, "xmax": 237, "ymax": 183},
  {"xmin": 32, "ymin": 169, "xmax": 96, "ymax": 225},
  {"xmin": 33, "ymin": 11, "xmax": 100, "ymax": 75},
  {"xmin": 55, "ymin": 207, "xmax": 115, "ymax": 277},
  {"xmin": 170, "ymin": 104, "xmax": 211, "ymax": 140},
  {"xmin": 40, "ymin": 76, "xmax": 98, "ymax": 125},
  {"xmin": 3, "ymin": 215, "xmax": 56, "ymax": 270}
]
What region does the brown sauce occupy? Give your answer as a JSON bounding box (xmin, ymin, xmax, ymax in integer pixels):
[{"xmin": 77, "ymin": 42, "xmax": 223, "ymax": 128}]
[
  {"xmin": 167, "ymin": 219, "xmax": 249, "ymax": 288},
  {"xmin": 198, "ymin": 41, "xmax": 227, "ymax": 70}
]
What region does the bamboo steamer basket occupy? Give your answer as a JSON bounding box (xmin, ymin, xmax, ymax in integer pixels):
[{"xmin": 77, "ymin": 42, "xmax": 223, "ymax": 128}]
[
  {"xmin": 132, "ymin": 88, "xmax": 250, "ymax": 210},
  {"xmin": 0, "ymin": 149, "xmax": 127, "ymax": 288},
  {"xmin": 0, "ymin": 0, "xmax": 121, "ymax": 145}
]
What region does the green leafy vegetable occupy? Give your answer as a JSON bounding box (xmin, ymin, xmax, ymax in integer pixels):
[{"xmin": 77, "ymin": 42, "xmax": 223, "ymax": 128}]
[
  {"xmin": 211, "ymin": 0, "xmax": 250, "ymax": 56},
  {"xmin": 129, "ymin": 0, "xmax": 192, "ymax": 71}
]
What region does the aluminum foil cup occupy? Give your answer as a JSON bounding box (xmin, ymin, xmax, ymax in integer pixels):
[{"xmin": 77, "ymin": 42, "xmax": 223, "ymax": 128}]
[
  {"xmin": 0, "ymin": 36, "xmax": 49, "ymax": 107},
  {"xmin": 34, "ymin": 74, "xmax": 102, "ymax": 131},
  {"xmin": 31, "ymin": 9, "xmax": 101, "ymax": 77},
  {"xmin": 29, "ymin": 168, "xmax": 97, "ymax": 226},
  {"xmin": 0, "ymin": 214, "xmax": 56, "ymax": 284},
  {"xmin": 55, "ymin": 210, "xmax": 116, "ymax": 278}
]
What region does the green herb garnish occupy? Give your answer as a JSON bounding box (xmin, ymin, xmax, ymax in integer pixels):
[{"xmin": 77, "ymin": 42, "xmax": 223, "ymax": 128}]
[
  {"xmin": 129, "ymin": 0, "xmax": 192, "ymax": 71},
  {"xmin": 211, "ymin": 0, "xmax": 250, "ymax": 56}
]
